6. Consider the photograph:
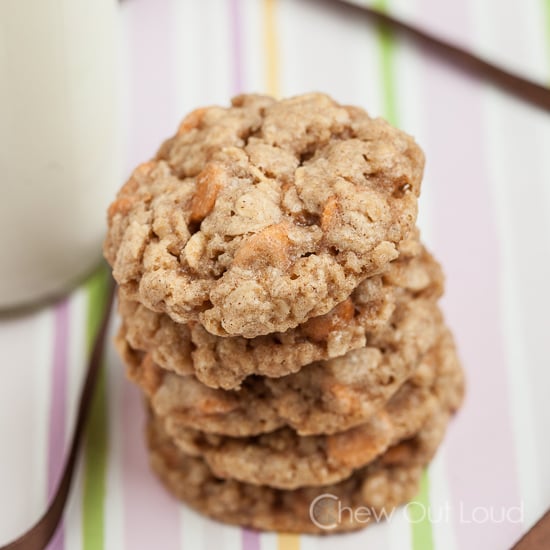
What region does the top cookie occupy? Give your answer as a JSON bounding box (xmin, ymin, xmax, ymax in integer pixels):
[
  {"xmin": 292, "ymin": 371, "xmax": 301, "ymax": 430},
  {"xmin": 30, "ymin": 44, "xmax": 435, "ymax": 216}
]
[{"xmin": 105, "ymin": 93, "xmax": 424, "ymax": 337}]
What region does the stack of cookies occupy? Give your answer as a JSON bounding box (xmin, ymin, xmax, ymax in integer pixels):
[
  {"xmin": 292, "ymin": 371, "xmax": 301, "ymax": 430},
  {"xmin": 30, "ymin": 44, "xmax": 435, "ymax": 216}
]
[{"xmin": 104, "ymin": 93, "xmax": 464, "ymax": 534}]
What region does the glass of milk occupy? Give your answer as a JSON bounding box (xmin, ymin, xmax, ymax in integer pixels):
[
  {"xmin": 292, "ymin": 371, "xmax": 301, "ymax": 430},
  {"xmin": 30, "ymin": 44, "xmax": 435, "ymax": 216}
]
[{"xmin": 0, "ymin": 0, "xmax": 122, "ymax": 309}]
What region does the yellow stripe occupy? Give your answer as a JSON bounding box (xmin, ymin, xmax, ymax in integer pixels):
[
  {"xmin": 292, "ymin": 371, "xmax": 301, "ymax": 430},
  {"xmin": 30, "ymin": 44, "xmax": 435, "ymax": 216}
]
[
  {"xmin": 277, "ymin": 533, "xmax": 301, "ymax": 550},
  {"xmin": 263, "ymin": 0, "xmax": 279, "ymax": 96}
]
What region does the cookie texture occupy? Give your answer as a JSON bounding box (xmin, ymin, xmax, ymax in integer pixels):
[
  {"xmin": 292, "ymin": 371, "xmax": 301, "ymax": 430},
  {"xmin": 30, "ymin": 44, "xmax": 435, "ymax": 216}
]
[
  {"xmin": 105, "ymin": 93, "xmax": 424, "ymax": 337},
  {"xmin": 147, "ymin": 399, "xmax": 453, "ymax": 534},
  {"xmin": 150, "ymin": 329, "xmax": 463, "ymax": 489},
  {"xmin": 120, "ymin": 239, "xmax": 442, "ymax": 390},
  {"xmin": 120, "ymin": 291, "xmax": 444, "ymax": 437},
  {"xmin": 106, "ymin": 92, "xmax": 466, "ymax": 535}
]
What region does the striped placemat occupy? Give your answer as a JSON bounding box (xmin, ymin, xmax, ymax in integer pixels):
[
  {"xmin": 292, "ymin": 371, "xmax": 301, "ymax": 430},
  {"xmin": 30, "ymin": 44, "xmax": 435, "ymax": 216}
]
[{"xmin": 1, "ymin": 1, "xmax": 549, "ymax": 549}]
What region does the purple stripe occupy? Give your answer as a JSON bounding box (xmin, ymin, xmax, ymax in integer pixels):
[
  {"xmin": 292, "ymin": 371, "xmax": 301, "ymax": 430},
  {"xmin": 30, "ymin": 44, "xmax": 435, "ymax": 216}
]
[
  {"xmin": 121, "ymin": 381, "xmax": 181, "ymax": 550},
  {"xmin": 414, "ymin": 0, "xmax": 523, "ymax": 548},
  {"xmin": 45, "ymin": 300, "xmax": 70, "ymax": 550},
  {"xmin": 230, "ymin": 0, "xmax": 244, "ymax": 94},
  {"xmin": 125, "ymin": 0, "xmax": 179, "ymax": 172},
  {"xmin": 241, "ymin": 529, "xmax": 260, "ymax": 550}
]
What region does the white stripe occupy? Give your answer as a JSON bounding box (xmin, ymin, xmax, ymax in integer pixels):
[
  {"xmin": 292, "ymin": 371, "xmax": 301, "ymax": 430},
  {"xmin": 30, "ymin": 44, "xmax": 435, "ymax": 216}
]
[
  {"xmin": 118, "ymin": 0, "xmax": 135, "ymax": 176},
  {"xmin": 241, "ymin": 0, "xmax": 264, "ymax": 93},
  {"xmin": 64, "ymin": 457, "xmax": 85, "ymax": 550},
  {"xmin": 259, "ymin": 531, "xmax": 278, "ymax": 550},
  {"xmin": 0, "ymin": 309, "xmax": 52, "ymax": 544},
  {"xmin": 222, "ymin": 525, "xmax": 243, "ymax": 550},
  {"xmin": 173, "ymin": 0, "xmax": 232, "ymax": 112},
  {"xmin": 386, "ymin": 503, "xmax": 412, "ymax": 550},
  {"xmin": 300, "ymin": 533, "xmax": 318, "ymax": 550},
  {"xmin": 471, "ymin": 0, "xmax": 548, "ymax": 84},
  {"xmin": 173, "ymin": 1, "xmax": 204, "ymax": 114},
  {"xmin": 277, "ymin": 0, "xmax": 384, "ymax": 114},
  {"xmin": 301, "ymin": 527, "xmax": 392, "ymax": 550},
  {"xmin": 196, "ymin": 0, "xmax": 232, "ymax": 105},
  {"xmin": 519, "ymin": 0, "xmax": 550, "ymax": 83},
  {"xmin": 201, "ymin": 513, "xmax": 231, "ymax": 550},
  {"xmin": 34, "ymin": 308, "xmax": 54, "ymax": 511},
  {"xmin": 180, "ymin": 506, "xmax": 206, "ymax": 549}
]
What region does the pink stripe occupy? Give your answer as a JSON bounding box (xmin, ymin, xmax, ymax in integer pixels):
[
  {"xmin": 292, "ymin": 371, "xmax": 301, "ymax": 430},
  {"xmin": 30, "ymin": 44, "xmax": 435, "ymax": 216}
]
[
  {"xmin": 125, "ymin": 0, "xmax": 179, "ymax": 172},
  {"xmin": 121, "ymin": 381, "xmax": 181, "ymax": 550},
  {"xmin": 414, "ymin": 0, "xmax": 523, "ymax": 548},
  {"xmin": 230, "ymin": 0, "xmax": 244, "ymax": 94},
  {"xmin": 122, "ymin": 1, "xmax": 182, "ymax": 548},
  {"xmin": 45, "ymin": 300, "xmax": 70, "ymax": 550},
  {"xmin": 241, "ymin": 530, "xmax": 260, "ymax": 550}
]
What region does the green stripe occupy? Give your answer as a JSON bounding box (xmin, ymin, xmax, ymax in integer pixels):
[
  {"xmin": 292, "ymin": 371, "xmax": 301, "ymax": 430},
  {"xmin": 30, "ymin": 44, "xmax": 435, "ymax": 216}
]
[
  {"xmin": 374, "ymin": 1, "xmax": 398, "ymax": 125},
  {"xmin": 82, "ymin": 266, "xmax": 110, "ymax": 550},
  {"xmin": 409, "ymin": 470, "xmax": 435, "ymax": 550},
  {"xmin": 374, "ymin": 2, "xmax": 434, "ymax": 549}
]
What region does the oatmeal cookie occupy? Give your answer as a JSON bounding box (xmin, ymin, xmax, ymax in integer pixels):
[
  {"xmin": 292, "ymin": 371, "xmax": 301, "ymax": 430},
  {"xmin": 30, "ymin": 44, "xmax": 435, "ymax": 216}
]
[
  {"xmin": 120, "ymin": 296, "xmax": 443, "ymax": 437},
  {"xmin": 120, "ymin": 240, "xmax": 442, "ymax": 390},
  {"xmin": 105, "ymin": 93, "xmax": 424, "ymax": 337},
  {"xmin": 149, "ymin": 329, "xmax": 463, "ymax": 489},
  {"xmin": 147, "ymin": 397, "xmax": 454, "ymax": 533}
]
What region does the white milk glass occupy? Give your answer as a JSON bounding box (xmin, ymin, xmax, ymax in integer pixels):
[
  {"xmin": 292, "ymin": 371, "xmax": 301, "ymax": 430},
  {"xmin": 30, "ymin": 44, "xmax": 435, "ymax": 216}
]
[{"xmin": 0, "ymin": 0, "xmax": 121, "ymax": 308}]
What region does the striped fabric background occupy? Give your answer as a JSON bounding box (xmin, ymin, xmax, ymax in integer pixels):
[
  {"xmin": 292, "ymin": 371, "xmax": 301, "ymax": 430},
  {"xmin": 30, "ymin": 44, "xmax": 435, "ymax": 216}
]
[{"xmin": 0, "ymin": 1, "xmax": 549, "ymax": 549}]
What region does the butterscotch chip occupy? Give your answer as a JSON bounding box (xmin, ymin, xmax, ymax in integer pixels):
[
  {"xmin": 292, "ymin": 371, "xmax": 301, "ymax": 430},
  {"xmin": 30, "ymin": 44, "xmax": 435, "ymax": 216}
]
[
  {"xmin": 189, "ymin": 164, "xmax": 227, "ymax": 223},
  {"xmin": 146, "ymin": 395, "xmax": 454, "ymax": 534},
  {"xmin": 119, "ymin": 240, "xmax": 442, "ymax": 391},
  {"xmin": 147, "ymin": 328, "xmax": 463, "ymax": 490},
  {"xmin": 301, "ymin": 298, "xmax": 355, "ymax": 342},
  {"xmin": 105, "ymin": 93, "xmax": 424, "ymax": 337}
]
